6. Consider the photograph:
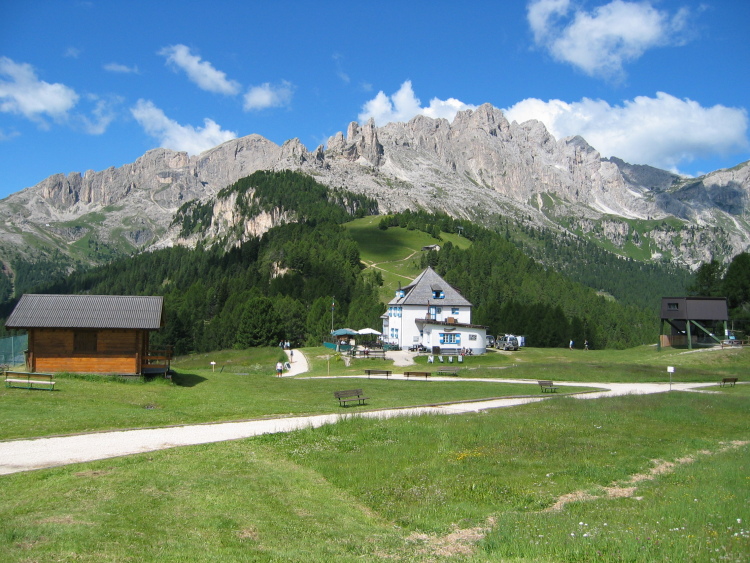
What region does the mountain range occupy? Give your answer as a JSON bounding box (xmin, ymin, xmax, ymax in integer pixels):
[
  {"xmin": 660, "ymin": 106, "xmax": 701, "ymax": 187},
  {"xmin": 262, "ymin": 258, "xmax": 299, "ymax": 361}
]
[{"xmin": 1, "ymin": 103, "xmax": 748, "ymax": 281}]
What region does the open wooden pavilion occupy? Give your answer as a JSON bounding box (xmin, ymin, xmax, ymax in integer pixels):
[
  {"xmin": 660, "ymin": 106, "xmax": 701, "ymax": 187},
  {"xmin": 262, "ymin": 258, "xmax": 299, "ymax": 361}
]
[{"xmin": 658, "ymin": 297, "xmax": 729, "ymax": 350}]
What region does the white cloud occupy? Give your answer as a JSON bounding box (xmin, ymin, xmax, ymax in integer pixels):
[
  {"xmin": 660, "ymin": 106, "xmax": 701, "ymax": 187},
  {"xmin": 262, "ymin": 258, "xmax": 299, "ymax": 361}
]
[
  {"xmin": 77, "ymin": 95, "xmax": 121, "ymax": 135},
  {"xmin": 104, "ymin": 62, "xmax": 139, "ymax": 74},
  {"xmin": 0, "ymin": 128, "xmax": 20, "ymax": 142},
  {"xmin": 159, "ymin": 44, "xmax": 240, "ymax": 95},
  {"xmin": 333, "ymin": 53, "xmax": 350, "ymax": 84},
  {"xmin": 130, "ymin": 99, "xmax": 237, "ymax": 154},
  {"xmin": 243, "ymin": 81, "xmax": 294, "ymax": 111},
  {"xmin": 0, "ymin": 57, "xmax": 79, "ymax": 125},
  {"xmin": 358, "ymin": 80, "xmax": 476, "ymax": 126},
  {"xmin": 527, "ymin": 0, "xmax": 690, "ymax": 79},
  {"xmin": 504, "ymin": 92, "xmax": 749, "ymax": 171}
]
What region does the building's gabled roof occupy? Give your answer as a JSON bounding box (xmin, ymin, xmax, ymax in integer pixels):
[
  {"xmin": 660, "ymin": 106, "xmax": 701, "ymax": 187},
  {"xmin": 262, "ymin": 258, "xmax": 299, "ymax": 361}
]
[
  {"xmin": 389, "ymin": 267, "xmax": 472, "ymax": 307},
  {"xmin": 5, "ymin": 294, "xmax": 164, "ymax": 330}
]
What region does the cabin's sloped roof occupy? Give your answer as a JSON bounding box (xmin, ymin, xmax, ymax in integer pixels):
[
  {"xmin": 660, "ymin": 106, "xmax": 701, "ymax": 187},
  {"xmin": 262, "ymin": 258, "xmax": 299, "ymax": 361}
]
[
  {"xmin": 389, "ymin": 267, "xmax": 472, "ymax": 307},
  {"xmin": 5, "ymin": 294, "xmax": 164, "ymax": 330}
]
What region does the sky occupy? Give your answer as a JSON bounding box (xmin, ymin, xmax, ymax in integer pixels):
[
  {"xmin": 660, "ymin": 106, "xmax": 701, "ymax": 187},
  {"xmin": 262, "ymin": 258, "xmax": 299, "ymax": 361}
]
[{"xmin": 1, "ymin": 0, "xmax": 749, "ymax": 200}]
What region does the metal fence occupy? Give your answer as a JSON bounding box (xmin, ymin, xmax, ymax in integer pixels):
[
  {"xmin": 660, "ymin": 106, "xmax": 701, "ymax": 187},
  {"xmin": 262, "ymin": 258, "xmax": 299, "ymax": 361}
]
[{"xmin": 0, "ymin": 333, "xmax": 28, "ymax": 367}]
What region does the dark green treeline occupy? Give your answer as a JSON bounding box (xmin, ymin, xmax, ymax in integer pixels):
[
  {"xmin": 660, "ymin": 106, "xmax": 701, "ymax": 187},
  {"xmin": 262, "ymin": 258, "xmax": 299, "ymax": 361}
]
[{"xmin": 383, "ymin": 210, "xmax": 661, "ymax": 349}]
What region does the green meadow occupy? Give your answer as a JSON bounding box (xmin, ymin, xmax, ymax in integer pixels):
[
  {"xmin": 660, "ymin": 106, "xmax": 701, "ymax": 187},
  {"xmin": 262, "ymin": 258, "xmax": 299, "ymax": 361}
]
[
  {"xmin": 345, "ymin": 216, "xmax": 472, "ymax": 301},
  {"xmin": 1, "ymin": 345, "xmax": 748, "ymax": 561}
]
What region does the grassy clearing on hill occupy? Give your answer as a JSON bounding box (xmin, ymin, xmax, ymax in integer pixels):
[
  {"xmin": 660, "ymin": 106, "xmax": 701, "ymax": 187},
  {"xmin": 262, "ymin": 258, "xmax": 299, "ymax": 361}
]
[
  {"xmin": 344, "ymin": 216, "xmax": 471, "ymax": 300},
  {"xmin": 1, "ymin": 392, "xmax": 747, "ymax": 561}
]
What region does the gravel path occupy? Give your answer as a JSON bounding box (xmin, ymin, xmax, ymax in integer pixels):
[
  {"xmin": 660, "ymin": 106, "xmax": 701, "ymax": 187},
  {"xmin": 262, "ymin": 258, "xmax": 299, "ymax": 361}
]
[{"xmin": 0, "ymin": 350, "xmax": 720, "ymax": 476}]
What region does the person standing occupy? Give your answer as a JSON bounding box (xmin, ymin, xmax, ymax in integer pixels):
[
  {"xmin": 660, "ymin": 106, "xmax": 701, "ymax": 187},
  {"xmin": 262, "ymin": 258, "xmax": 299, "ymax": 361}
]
[
  {"xmin": 569, "ymin": 339, "xmax": 574, "ymax": 350},
  {"xmin": 275, "ymin": 361, "xmax": 283, "ymax": 377}
]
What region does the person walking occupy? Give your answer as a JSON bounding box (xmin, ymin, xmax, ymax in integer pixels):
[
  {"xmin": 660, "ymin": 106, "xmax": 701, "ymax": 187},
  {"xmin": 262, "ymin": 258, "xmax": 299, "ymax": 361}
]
[
  {"xmin": 275, "ymin": 361, "xmax": 283, "ymax": 377},
  {"xmin": 569, "ymin": 339, "xmax": 574, "ymax": 350}
]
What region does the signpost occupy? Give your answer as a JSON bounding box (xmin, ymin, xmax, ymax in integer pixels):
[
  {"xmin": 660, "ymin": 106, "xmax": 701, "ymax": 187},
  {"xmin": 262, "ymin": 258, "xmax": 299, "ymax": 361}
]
[
  {"xmin": 211, "ymin": 361, "xmax": 216, "ymax": 372},
  {"xmin": 667, "ymin": 366, "xmax": 674, "ymax": 391}
]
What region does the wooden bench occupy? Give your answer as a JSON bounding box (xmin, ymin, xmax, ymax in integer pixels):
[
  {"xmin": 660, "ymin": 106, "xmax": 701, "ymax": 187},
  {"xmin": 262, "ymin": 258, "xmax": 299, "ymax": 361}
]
[
  {"xmin": 355, "ymin": 349, "xmax": 386, "ymax": 359},
  {"xmin": 334, "ymin": 389, "xmax": 369, "ymax": 407},
  {"xmin": 404, "ymin": 371, "xmax": 431, "ymax": 379},
  {"xmin": 538, "ymin": 380, "xmax": 558, "ymax": 393},
  {"xmin": 720, "ymin": 377, "xmax": 738, "ymax": 387},
  {"xmin": 436, "ymin": 367, "xmax": 459, "ymax": 376},
  {"xmin": 365, "ymin": 369, "xmax": 392, "ymax": 378},
  {"xmin": 4, "ymin": 371, "xmax": 56, "ymax": 391}
]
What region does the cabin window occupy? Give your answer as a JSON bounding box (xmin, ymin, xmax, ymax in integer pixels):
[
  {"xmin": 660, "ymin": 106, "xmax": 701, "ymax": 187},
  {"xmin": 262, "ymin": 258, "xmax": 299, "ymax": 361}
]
[
  {"xmin": 451, "ymin": 307, "xmax": 459, "ymax": 315},
  {"xmin": 667, "ymin": 302, "xmax": 679, "ymax": 311},
  {"xmin": 469, "ymin": 334, "xmax": 477, "ymax": 341},
  {"xmin": 74, "ymin": 331, "xmax": 97, "ymax": 353}
]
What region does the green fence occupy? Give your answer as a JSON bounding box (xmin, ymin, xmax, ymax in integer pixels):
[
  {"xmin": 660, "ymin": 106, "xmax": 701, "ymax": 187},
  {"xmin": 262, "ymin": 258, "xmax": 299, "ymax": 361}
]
[{"xmin": 0, "ymin": 333, "xmax": 28, "ymax": 367}]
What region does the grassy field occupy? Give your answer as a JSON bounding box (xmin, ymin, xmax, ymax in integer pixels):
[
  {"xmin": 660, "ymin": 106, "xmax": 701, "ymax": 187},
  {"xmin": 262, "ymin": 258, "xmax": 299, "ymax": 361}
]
[
  {"xmin": 1, "ymin": 345, "xmax": 748, "ymax": 561},
  {"xmin": 0, "ymin": 347, "xmax": 596, "ymax": 441},
  {"xmin": 467, "ymin": 344, "xmax": 750, "ymax": 383}
]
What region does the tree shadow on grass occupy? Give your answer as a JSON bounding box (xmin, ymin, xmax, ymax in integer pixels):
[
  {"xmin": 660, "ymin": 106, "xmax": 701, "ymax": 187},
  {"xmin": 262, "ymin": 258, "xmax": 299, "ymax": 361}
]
[{"xmin": 171, "ymin": 372, "xmax": 207, "ymax": 387}]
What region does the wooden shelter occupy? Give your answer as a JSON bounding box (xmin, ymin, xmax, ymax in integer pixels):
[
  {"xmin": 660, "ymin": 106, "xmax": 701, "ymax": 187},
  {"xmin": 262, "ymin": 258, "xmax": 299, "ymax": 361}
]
[
  {"xmin": 658, "ymin": 297, "xmax": 728, "ymax": 350},
  {"xmin": 5, "ymin": 294, "xmax": 167, "ymax": 375}
]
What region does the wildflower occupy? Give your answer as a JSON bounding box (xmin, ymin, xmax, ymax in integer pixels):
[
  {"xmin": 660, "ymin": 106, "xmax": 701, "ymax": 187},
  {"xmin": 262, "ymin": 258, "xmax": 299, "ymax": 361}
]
[{"xmin": 738, "ymin": 519, "xmax": 743, "ymax": 524}]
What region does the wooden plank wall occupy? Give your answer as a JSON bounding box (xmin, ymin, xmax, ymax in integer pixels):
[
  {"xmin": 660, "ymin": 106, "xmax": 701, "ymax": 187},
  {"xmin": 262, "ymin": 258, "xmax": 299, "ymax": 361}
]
[{"xmin": 30, "ymin": 328, "xmax": 143, "ymax": 374}]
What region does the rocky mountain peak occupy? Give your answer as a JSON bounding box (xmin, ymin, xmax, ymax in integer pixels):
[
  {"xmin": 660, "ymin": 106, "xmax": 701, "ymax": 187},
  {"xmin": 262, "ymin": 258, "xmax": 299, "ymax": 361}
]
[{"xmin": 0, "ymin": 104, "xmax": 748, "ymax": 272}]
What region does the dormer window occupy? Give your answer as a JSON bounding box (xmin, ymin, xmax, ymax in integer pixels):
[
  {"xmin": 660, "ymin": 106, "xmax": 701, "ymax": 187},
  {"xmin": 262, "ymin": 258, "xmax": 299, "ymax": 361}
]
[
  {"xmin": 396, "ymin": 290, "xmax": 405, "ymax": 298},
  {"xmin": 432, "ymin": 290, "xmax": 445, "ymax": 299}
]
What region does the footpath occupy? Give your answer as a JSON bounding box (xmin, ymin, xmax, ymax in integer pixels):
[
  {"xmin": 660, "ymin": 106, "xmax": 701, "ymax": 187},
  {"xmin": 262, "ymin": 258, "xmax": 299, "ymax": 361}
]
[{"xmin": 0, "ymin": 349, "xmax": 719, "ymax": 475}]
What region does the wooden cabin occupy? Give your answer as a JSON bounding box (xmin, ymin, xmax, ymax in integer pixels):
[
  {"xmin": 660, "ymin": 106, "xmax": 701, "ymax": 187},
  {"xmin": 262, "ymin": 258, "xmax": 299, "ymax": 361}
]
[{"xmin": 5, "ymin": 294, "xmax": 166, "ymax": 375}]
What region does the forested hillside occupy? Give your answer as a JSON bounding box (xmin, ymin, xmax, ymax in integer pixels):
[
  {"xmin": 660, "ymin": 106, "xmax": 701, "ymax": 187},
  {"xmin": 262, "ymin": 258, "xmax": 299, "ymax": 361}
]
[
  {"xmin": 379, "ymin": 211, "xmax": 659, "ymax": 349},
  {"xmin": 0, "ymin": 172, "xmax": 715, "ymax": 352}
]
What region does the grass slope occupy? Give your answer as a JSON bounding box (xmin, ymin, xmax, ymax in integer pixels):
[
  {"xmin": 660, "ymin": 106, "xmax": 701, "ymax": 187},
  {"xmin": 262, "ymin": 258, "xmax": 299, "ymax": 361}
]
[
  {"xmin": 1, "ymin": 345, "xmax": 748, "ymax": 561},
  {"xmin": 344, "ymin": 216, "xmax": 472, "ymax": 301}
]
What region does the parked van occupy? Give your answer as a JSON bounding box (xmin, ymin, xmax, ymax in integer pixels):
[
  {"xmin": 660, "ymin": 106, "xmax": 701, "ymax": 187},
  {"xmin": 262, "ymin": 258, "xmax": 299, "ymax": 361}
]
[{"xmin": 486, "ymin": 335, "xmax": 496, "ymax": 348}]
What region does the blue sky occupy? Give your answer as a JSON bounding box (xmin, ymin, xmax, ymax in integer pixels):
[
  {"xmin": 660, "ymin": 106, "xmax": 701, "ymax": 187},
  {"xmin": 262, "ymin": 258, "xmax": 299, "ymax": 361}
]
[{"xmin": 1, "ymin": 0, "xmax": 749, "ymax": 200}]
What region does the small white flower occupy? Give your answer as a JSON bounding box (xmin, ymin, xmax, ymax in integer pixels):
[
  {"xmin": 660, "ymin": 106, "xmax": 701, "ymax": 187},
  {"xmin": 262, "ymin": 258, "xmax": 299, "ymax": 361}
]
[
  {"xmin": 571, "ymin": 532, "xmax": 575, "ymax": 537},
  {"xmin": 583, "ymin": 533, "xmax": 589, "ymax": 537},
  {"xmin": 738, "ymin": 519, "xmax": 743, "ymax": 524}
]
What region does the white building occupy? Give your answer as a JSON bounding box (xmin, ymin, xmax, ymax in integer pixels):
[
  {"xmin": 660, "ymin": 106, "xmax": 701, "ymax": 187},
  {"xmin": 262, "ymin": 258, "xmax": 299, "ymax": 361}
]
[{"xmin": 382, "ymin": 267, "xmax": 488, "ymax": 354}]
